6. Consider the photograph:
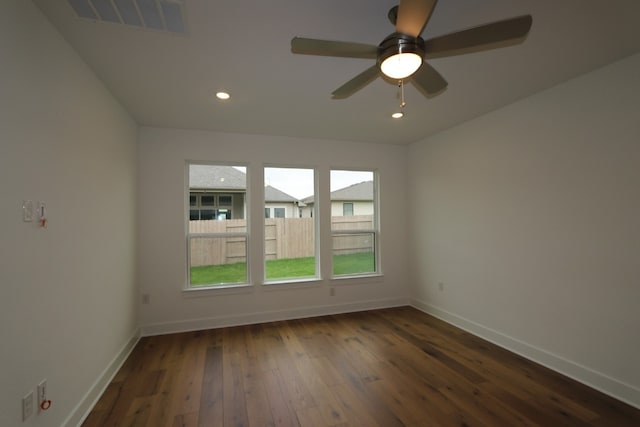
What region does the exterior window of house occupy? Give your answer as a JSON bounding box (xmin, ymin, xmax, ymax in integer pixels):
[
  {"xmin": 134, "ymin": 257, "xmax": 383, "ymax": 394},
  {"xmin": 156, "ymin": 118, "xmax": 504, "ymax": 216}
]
[
  {"xmin": 264, "ymin": 167, "xmax": 317, "ymax": 282},
  {"xmin": 187, "ymin": 163, "xmax": 248, "ymax": 288},
  {"xmin": 265, "ymin": 207, "xmax": 287, "ymax": 218},
  {"xmin": 190, "ymin": 193, "xmax": 235, "ymax": 220},
  {"xmin": 331, "ymin": 169, "xmax": 378, "ymax": 277}
]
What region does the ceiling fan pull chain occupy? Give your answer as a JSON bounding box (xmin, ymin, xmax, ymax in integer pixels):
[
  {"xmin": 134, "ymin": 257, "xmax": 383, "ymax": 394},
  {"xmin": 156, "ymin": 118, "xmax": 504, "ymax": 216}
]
[{"xmin": 392, "ymin": 80, "xmax": 406, "ymax": 119}]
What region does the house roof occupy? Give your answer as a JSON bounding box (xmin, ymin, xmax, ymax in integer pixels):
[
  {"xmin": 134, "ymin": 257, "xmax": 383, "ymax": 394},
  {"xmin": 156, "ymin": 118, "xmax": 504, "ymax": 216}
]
[
  {"xmin": 190, "ymin": 165, "xmax": 297, "ymax": 203},
  {"xmin": 302, "ymin": 181, "xmax": 373, "ymax": 204},
  {"xmin": 265, "ymin": 186, "xmax": 298, "ymax": 203},
  {"xmin": 189, "ymin": 165, "xmax": 246, "ymax": 190}
]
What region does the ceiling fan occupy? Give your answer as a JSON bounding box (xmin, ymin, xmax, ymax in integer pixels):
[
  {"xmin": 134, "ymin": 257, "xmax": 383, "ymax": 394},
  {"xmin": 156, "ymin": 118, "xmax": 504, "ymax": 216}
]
[{"xmin": 291, "ymin": 0, "xmax": 532, "ymax": 99}]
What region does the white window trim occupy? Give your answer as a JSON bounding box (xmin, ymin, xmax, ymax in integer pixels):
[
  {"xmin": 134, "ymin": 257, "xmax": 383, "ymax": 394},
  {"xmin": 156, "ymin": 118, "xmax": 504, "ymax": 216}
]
[
  {"xmin": 330, "ymin": 169, "xmax": 380, "ymax": 278},
  {"xmin": 263, "ymin": 165, "xmax": 320, "ymax": 285},
  {"xmin": 185, "ymin": 162, "xmax": 250, "ymax": 291}
]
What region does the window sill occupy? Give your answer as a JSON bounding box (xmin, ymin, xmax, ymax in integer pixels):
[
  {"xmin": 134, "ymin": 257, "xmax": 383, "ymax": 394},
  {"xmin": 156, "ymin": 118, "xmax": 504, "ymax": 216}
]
[
  {"xmin": 262, "ymin": 277, "xmax": 323, "ymax": 290},
  {"xmin": 331, "ymin": 273, "xmax": 384, "ymax": 283},
  {"xmin": 182, "ymin": 283, "xmax": 255, "ymax": 298}
]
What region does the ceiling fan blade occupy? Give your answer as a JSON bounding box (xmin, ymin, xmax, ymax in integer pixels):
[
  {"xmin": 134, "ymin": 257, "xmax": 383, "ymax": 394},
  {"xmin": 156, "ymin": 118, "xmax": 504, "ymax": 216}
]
[
  {"xmin": 332, "ymin": 65, "xmax": 380, "ymax": 99},
  {"xmin": 410, "ymin": 62, "xmax": 448, "ymax": 97},
  {"xmin": 291, "ymin": 37, "xmax": 378, "ymax": 59},
  {"xmin": 424, "ymin": 15, "xmax": 533, "ymax": 58},
  {"xmin": 396, "ymin": 0, "xmax": 438, "ymax": 37}
]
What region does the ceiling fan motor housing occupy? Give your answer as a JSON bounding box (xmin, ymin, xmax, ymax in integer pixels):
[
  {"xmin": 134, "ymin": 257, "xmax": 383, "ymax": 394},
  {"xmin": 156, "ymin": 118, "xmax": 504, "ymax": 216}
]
[{"xmin": 377, "ymin": 33, "xmax": 425, "ymax": 67}]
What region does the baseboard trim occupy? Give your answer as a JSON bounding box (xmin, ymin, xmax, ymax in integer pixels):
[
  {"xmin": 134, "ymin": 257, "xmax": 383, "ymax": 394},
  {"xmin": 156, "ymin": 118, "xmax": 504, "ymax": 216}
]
[
  {"xmin": 411, "ymin": 299, "xmax": 640, "ymax": 409},
  {"xmin": 63, "ymin": 328, "xmax": 141, "ymax": 427},
  {"xmin": 140, "ymin": 297, "xmax": 409, "ymax": 336}
]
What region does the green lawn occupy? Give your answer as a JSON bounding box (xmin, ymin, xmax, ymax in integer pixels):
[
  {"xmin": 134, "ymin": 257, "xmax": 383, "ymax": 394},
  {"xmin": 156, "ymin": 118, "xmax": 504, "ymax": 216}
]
[{"xmin": 190, "ymin": 252, "xmax": 374, "ymax": 286}]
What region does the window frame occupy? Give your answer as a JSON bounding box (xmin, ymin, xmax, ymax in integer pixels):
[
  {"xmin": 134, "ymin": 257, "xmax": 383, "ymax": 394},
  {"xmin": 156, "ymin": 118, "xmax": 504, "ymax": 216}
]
[
  {"xmin": 185, "ymin": 162, "xmax": 250, "ymax": 290},
  {"xmin": 184, "ymin": 163, "xmax": 382, "ymax": 292},
  {"xmin": 342, "ymin": 202, "xmax": 354, "ymax": 216},
  {"xmin": 263, "ymin": 165, "xmax": 319, "ymax": 285},
  {"xmin": 330, "ymin": 169, "xmax": 380, "ymax": 278}
]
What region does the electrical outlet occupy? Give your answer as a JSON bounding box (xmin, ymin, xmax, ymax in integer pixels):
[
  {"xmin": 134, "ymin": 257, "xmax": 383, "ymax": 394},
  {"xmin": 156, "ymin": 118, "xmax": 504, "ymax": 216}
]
[
  {"xmin": 330, "ymin": 287, "xmax": 336, "ymax": 296},
  {"xmin": 438, "ymin": 282, "xmax": 445, "ymax": 291},
  {"xmin": 37, "ymin": 380, "xmax": 47, "ymax": 412},
  {"xmin": 22, "ymin": 391, "xmax": 34, "ymax": 421}
]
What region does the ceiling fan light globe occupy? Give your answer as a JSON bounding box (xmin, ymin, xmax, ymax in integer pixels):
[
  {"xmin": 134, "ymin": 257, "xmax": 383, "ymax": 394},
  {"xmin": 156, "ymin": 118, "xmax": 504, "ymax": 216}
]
[{"xmin": 380, "ymin": 52, "xmax": 422, "ymax": 79}]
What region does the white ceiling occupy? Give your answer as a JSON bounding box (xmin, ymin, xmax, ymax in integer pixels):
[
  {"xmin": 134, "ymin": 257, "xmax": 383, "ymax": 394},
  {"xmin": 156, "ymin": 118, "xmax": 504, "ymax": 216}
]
[{"xmin": 33, "ymin": 0, "xmax": 640, "ymax": 145}]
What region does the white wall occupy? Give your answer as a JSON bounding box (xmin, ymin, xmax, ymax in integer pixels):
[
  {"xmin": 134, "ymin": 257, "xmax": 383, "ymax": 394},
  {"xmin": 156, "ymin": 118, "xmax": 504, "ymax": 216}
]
[
  {"xmin": 408, "ymin": 54, "xmax": 640, "ymax": 407},
  {"xmin": 138, "ymin": 128, "xmax": 410, "ymax": 334},
  {"xmin": 0, "ymin": 1, "xmax": 138, "ymax": 426}
]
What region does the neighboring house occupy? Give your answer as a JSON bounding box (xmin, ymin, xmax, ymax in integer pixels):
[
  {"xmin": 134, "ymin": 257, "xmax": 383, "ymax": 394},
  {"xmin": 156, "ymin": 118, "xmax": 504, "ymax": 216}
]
[
  {"xmin": 189, "ymin": 165, "xmax": 299, "ymax": 219},
  {"xmin": 301, "ymin": 181, "xmax": 373, "ymax": 218},
  {"xmin": 264, "ymin": 185, "xmax": 300, "ymax": 218}
]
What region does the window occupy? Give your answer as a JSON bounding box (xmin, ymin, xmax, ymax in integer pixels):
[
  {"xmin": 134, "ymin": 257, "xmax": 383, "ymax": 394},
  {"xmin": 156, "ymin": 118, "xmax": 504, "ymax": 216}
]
[
  {"xmin": 264, "ymin": 206, "xmax": 287, "ymax": 219},
  {"xmin": 190, "ymin": 193, "xmax": 235, "ymax": 220},
  {"xmin": 187, "ymin": 163, "xmax": 248, "ymax": 287},
  {"xmin": 264, "ymin": 167, "xmax": 317, "ymax": 282},
  {"xmin": 331, "ymin": 170, "xmax": 378, "ymax": 276},
  {"xmin": 185, "ymin": 164, "xmax": 379, "ymax": 288}
]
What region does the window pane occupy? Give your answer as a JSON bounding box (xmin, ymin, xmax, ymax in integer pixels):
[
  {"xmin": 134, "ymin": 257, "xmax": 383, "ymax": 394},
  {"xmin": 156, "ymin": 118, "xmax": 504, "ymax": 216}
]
[
  {"xmin": 265, "ymin": 208, "xmax": 270, "ymax": 218},
  {"xmin": 330, "ymin": 170, "xmax": 374, "ymax": 222},
  {"xmin": 332, "ymin": 233, "xmax": 375, "ymax": 275},
  {"xmin": 200, "ymin": 209, "xmax": 215, "ymax": 220},
  {"xmin": 201, "ymin": 195, "xmax": 215, "ymax": 206},
  {"xmin": 189, "ymin": 236, "xmax": 247, "ymax": 286},
  {"xmin": 264, "ymin": 167, "xmax": 316, "ymax": 281},
  {"xmin": 188, "ymin": 164, "xmax": 248, "ymax": 288},
  {"xmin": 331, "ymin": 169, "xmax": 377, "ymax": 276}
]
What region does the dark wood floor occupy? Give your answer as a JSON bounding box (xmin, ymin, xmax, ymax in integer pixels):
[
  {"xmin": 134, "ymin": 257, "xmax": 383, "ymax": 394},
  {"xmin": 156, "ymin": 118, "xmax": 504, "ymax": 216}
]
[{"xmin": 83, "ymin": 306, "xmax": 640, "ymax": 426}]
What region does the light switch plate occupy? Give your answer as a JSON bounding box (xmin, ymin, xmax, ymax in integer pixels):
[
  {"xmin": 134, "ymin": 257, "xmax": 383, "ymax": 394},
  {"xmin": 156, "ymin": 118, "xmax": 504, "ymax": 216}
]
[
  {"xmin": 23, "ymin": 200, "xmax": 34, "ymax": 222},
  {"xmin": 22, "ymin": 391, "xmax": 34, "ymax": 420}
]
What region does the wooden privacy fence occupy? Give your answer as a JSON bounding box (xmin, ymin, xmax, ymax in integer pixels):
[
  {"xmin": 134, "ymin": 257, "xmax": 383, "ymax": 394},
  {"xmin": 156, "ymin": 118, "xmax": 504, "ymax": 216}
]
[{"xmin": 189, "ymin": 215, "xmax": 373, "ymax": 266}]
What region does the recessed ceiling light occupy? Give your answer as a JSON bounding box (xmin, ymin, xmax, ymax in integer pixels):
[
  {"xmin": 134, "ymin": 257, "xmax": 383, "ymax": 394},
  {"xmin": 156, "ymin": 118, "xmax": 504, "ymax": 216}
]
[
  {"xmin": 391, "ymin": 112, "xmax": 404, "ymax": 119},
  {"xmin": 216, "ymin": 91, "xmax": 230, "ymax": 100}
]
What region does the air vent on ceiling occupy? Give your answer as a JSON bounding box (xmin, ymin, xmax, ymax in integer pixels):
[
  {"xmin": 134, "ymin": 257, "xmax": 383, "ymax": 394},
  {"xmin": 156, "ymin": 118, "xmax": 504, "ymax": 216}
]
[{"xmin": 68, "ymin": 0, "xmax": 186, "ymax": 34}]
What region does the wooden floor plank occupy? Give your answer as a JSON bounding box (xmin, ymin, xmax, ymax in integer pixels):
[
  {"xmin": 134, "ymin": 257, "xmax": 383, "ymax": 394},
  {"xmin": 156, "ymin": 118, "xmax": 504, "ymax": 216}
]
[
  {"xmin": 198, "ymin": 346, "xmax": 224, "ymax": 427},
  {"xmin": 83, "ymin": 307, "xmax": 640, "ymax": 427}
]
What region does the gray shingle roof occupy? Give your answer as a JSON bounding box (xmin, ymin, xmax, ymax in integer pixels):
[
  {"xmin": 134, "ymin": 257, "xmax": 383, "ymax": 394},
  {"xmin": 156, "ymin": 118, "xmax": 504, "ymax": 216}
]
[
  {"xmin": 265, "ymin": 185, "xmax": 298, "ymax": 202},
  {"xmin": 302, "ymin": 180, "xmax": 373, "ymax": 204},
  {"xmin": 190, "ymin": 165, "xmax": 297, "ymax": 202},
  {"xmin": 189, "ymin": 165, "xmax": 246, "ymax": 190}
]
